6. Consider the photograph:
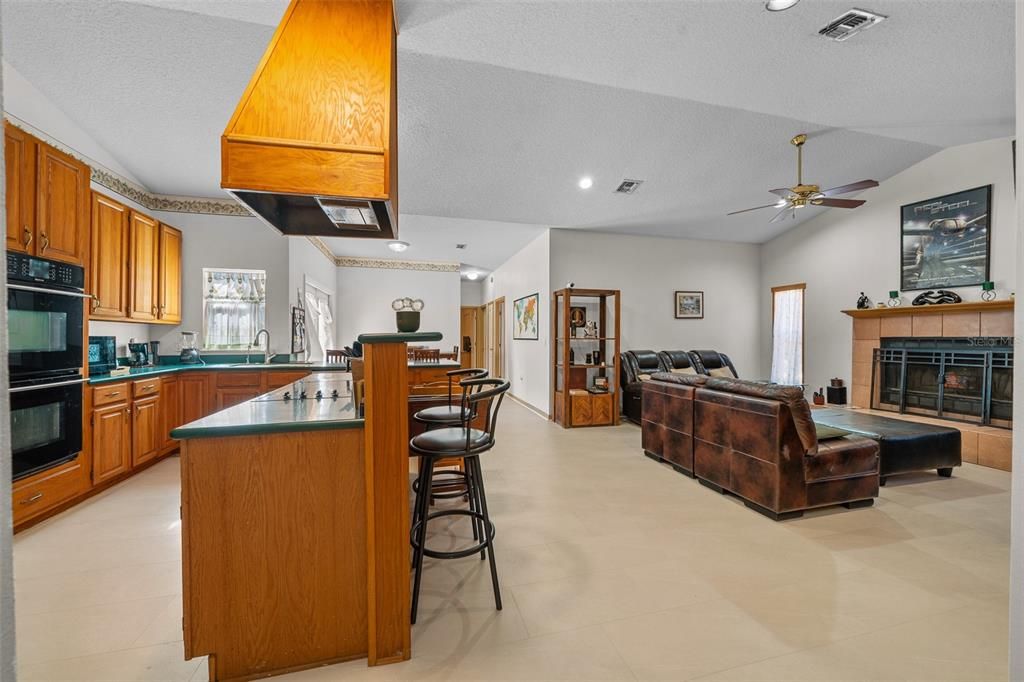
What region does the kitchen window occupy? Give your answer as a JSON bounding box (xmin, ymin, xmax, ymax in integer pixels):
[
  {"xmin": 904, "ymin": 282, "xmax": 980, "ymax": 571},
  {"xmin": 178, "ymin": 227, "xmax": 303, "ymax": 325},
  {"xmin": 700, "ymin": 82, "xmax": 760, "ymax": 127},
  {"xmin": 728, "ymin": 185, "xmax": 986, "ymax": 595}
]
[
  {"xmin": 202, "ymin": 268, "xmax": 267, "ymax": 350},
  {"xmin": 770, "ymin": 283, "xmax": 805, "ymax": 386}
]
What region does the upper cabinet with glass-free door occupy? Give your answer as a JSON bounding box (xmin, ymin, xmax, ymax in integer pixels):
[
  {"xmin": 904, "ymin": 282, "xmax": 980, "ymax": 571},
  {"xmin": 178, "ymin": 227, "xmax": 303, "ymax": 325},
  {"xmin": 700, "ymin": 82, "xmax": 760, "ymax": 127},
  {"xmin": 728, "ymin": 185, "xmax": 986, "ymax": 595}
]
[{"xmin": 4, "ymin": 121, "xmax": 90, "ymax": 267}]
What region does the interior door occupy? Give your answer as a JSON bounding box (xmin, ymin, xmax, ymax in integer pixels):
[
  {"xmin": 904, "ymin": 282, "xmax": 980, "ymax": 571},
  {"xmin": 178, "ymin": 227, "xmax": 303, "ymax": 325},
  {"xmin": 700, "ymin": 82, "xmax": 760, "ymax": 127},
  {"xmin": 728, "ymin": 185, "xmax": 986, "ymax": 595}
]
[
  {"xmin": 459, "ymin": 307, "xmax": 477, "ymax": 369},
  {"xmin": 483, "ymin": 301, "xmax": 494, "ymax": 375},
  {"xmin": 494, "ymin": 297, "xmax": 505, "ymax": 377}
]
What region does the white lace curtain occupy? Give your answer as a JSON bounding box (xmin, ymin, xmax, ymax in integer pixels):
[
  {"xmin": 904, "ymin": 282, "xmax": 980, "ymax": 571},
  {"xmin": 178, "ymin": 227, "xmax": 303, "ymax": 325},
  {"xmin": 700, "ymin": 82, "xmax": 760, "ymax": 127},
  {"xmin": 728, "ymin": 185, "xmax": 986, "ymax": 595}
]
[
  {"xmin": 304, "ymin": 286, "xmax": 336, "ymax": 362},
  {"xmin": 202, "ymin": 269, "xmax": 267, "ymax": 350},
  {"xmin": 770, "ymin": 286, "xmax": 804, "ymax": 386}
]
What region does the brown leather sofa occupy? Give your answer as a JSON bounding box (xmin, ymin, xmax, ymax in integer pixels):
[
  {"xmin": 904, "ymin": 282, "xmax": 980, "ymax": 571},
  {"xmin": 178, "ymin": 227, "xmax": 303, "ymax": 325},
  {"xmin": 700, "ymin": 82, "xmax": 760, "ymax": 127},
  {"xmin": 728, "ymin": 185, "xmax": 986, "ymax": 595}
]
[
  {"xmin": 643, "ymin": 373, "xmax": 880, "ymax": 520},
  {"xmin": 621, "ymin": 350, "xmax": 668, "ymax": 424},
  {"xmin": 689, "ymin": 350, "xmax": 738, "ymax": 377}
]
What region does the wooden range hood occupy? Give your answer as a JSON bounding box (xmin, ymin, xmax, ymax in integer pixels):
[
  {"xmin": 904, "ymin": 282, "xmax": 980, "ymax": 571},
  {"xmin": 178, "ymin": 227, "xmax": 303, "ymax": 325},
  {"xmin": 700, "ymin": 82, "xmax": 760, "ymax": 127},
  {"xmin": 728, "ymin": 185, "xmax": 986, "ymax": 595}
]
[{"xmin": 221, "ymin": 0, "xmax": 398, "ymax": 239}]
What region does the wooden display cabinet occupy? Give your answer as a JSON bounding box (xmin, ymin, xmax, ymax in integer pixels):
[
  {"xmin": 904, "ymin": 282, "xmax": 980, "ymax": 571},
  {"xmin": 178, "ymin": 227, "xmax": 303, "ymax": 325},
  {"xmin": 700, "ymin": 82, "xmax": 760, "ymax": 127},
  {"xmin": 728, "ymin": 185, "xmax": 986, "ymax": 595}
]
[{"xmin": 550, "ymin": 288, "xmax": 621, "ymax": 428}]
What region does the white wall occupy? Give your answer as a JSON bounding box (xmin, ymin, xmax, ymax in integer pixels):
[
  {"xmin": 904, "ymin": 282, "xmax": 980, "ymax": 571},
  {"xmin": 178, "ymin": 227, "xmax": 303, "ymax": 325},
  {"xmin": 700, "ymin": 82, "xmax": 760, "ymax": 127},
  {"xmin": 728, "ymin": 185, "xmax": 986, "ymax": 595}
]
[
  {"xmin": 1009, "ymin": 5, "xmax": 1023, "ymax": 677},
  {"xmin": 760, "ymin": 137, "xmax": 1018, "ymax": 394},
  {"xmin": 0, "ymin": 26, "xmax": 16, "ymax": 680},
  {"xmin": 336, "ymin": 266, "xmax": 461, "ymax": 350},
  {"xmin": 484, "ymin": 231, "xmax": 551, "ymax": 413},
  {"xmin": 149, "ymin": 212, "xmax": 291, "ymax": 357},
  {"xmin": 288, "ymin": 238, "xmax": 338, "ymax": 359},
  {"xmin": 549, "ymin": 229, "xmax": 763, "ymax": 378},
  {"xmin": 460, "ymin": 280, "xmax": 484, "ymax": 307}
]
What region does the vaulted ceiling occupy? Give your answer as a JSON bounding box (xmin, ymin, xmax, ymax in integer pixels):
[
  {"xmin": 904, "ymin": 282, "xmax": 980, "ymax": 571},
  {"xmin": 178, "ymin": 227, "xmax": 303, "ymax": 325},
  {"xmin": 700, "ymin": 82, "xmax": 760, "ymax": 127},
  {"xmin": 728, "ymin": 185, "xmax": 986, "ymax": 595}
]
[{"xmin": 1, "ymin": 0, "xmax": 1014, "ymax": 253}]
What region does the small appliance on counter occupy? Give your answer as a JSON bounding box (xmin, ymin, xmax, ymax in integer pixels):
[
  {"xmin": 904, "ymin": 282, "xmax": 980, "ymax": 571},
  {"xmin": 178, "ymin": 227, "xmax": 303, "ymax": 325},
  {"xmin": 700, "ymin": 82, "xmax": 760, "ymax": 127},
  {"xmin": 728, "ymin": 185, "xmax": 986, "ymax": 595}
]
[
  {"xmin": 148, "ymin": 340, "xmax": 160, "ymax": 365},
  {"xmin": 128, "ymin": 338, "xmax": 150, "ymax": 367},
  {"xmin": 88, "ymin": 336, "xmax": 118, "ymax": 375},
  {"xmin": 179, "ymin": 331, "xmax": 202, "ymax": 364}
]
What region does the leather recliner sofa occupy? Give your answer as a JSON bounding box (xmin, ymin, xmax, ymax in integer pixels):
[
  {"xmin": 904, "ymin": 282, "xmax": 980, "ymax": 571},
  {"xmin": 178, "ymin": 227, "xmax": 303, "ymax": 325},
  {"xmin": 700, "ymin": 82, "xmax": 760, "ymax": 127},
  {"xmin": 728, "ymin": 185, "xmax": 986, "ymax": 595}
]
[
  {"xmin": 642, "ymin": 373, "xmax": 879, "ymax": 520},
  {"xmin": 658, "ymin": 350, "xmax": 700, "ymax": 375},
  {"xmin": 621, "ymin": 350, "xmax": 667, "ymax": 424},
  {"xmin": 689, "ymin": 350, "xmax": 738, "ymax": 378}
]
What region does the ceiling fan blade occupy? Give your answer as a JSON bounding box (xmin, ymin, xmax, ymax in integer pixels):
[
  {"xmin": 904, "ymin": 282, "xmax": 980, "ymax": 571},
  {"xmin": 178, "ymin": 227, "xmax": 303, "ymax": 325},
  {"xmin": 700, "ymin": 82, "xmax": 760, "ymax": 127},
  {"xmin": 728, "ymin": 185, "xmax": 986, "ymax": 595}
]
[
  {"xmin": 821, "ymin": 179, "xmax": 879, "ymax": 196},
  {"xmin": 768, "ymin": 188, "xmax": 793, "ymax": 198},
  {"xmin": 727, "ymin": 203, "xmax": 784, "ymax": 216},
  {"xmin": 813, "ymin": 198, "xmax": 866, "ymax": 209},
  {"xmin": 769, "ymin": 206, "xmax": 794, "ymax": 223}
]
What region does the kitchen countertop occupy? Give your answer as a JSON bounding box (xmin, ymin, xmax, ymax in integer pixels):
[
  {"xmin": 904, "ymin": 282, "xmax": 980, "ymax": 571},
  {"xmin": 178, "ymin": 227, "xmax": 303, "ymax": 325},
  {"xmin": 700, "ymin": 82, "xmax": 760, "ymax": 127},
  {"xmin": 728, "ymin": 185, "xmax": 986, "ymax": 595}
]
[
  {"xmin": 88, "ymin": 362, "xmax": 345, "ymax": 385},
  {"xmin": 170, "ymin": 373, "xmax": 362, "ymax": 439}
]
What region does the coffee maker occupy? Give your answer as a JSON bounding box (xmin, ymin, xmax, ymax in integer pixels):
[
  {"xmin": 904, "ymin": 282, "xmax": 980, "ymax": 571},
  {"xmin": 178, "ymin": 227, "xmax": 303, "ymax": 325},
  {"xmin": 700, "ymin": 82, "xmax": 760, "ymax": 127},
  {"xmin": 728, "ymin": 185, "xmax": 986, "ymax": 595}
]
[{"xmin": 128, "ymin": 338, "xmax": 150, "ymax": 367}]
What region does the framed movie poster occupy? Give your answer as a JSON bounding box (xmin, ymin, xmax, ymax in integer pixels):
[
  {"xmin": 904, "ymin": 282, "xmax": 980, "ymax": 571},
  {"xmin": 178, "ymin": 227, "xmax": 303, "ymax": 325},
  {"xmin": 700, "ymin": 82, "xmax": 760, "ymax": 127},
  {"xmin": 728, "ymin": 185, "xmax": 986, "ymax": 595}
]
[
  {"xmin": 901, "ymin": 185, "xmax": 992, "ymax": 291},
  {"xmin": 513, "ymin": 293, "xmax": 539, "ymax": 340},
  {"xmin": 674, "ymin": 291, "xmax": 704, "ymax": 319}
]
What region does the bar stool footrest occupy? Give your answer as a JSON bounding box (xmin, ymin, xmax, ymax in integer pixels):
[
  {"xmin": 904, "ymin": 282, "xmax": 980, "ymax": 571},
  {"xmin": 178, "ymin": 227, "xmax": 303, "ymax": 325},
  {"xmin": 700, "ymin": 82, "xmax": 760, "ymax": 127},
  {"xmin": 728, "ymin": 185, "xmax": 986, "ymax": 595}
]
[{"xmin": 410, "ymin": 509, "xmax": 495, "ymax": 560}]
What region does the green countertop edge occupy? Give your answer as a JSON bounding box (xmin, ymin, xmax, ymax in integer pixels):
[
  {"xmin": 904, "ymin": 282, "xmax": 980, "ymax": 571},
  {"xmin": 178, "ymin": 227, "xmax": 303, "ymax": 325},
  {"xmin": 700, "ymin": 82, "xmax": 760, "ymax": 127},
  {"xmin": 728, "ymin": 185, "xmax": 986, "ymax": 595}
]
[
  {"xmin": 171, "ymin": 417, "xmax": 365, "ymax": 440},
  {"xmin": 357, "ymin": 331, "xmax": 443, "ymax": 344},
  {"xmin": 88, "ymin": 364, "xmax": 347, "ymax": 385}
]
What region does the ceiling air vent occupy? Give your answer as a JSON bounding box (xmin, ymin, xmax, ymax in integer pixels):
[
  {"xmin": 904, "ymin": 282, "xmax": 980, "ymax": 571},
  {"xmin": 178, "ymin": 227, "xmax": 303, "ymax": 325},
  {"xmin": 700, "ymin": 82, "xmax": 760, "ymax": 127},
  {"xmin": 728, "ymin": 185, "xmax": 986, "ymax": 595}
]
[
  {"xmin": 818, "ymin": 8, "xmax": 887, "ymax": 42},
  {"xmin": 615, "ymin": 179, "xmax": 644, "ymax": 194}
]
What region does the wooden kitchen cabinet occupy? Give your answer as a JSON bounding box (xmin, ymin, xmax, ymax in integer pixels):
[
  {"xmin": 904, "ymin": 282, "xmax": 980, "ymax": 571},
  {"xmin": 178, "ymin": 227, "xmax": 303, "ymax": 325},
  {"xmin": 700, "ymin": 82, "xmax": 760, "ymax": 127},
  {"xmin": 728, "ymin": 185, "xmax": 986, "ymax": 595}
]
[
  {"xmin": 90, "ymin": 192, "xmax": 130, "ymax": 319},
  {"xmin": 215, "ymin": 386, "xmax": 263, "ymax": 410},
  {"xmin": 161, "ymin": 376, "xmax": 180, "ymax": 453},
  {"xmin": 92, "ymin": 402, "xmax": 131, "ymax": 484},
  {"xmin": 158, "ymin": 223, "xmax": 182, "ymax": 323},
  {"xmin": 132, "ymin": 395, "xmax": 162, "ymax": 467},
  {"xmin": 13, "ymin": 458, "xmax": 86, "ymax": 528},
  {"xmin": 179, "ymin": 373, "xmax": 211, "ymax": 427},
  {"xmin": 4, "ymin": 121, "xmax": 89, "ymax": 266},
  {"xmin": 5, "ymin": 122, "xmax": 37, "ymax": 254},
  {"xmin": 37, "ymin": 142, "xmax": 90, "ymax": 266},
  {"xmin": 128, "ymin": 210, "xmax": 160, "ymax": 321}
]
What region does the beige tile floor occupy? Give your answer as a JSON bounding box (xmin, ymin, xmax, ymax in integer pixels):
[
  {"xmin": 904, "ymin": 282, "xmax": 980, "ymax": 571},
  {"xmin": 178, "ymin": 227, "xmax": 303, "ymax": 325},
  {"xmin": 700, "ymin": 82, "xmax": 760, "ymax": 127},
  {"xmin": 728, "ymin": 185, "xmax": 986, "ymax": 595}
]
[{"xmin": 12, "ymin": 401, "xmax": 1011, "ymax": 681}]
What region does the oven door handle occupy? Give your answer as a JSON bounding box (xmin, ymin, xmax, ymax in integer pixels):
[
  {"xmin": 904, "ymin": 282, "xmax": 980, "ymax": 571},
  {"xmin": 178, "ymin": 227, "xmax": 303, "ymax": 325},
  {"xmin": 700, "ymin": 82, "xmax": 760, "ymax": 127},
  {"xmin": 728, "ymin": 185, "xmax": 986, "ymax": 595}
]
[
  {"xmin": 10, "ymin": 377, "xmax": 87, "ymax": 393},
  {"xmin": 7, "ymin": 283, "xmax": 92, "ymax": 299}
]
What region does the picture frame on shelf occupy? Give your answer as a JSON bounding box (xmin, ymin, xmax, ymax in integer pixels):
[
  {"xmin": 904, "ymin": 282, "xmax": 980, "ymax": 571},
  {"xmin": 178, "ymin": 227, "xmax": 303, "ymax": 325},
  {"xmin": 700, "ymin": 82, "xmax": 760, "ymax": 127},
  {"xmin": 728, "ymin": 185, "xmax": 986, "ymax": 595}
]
[
  {"xmin": 513, "ymin": 292, "xmax": 540, "ymax": 340},
  {"xmin": 900, "ymin": 185, "xmax": 992, "ymax": 291},
  {"xmin": 674, "ymin": 291, "xmax": 704, "ymax": 319},
  {"xmin": 569, "ymin": 306, "xmax": 586, "ymax": 328}
]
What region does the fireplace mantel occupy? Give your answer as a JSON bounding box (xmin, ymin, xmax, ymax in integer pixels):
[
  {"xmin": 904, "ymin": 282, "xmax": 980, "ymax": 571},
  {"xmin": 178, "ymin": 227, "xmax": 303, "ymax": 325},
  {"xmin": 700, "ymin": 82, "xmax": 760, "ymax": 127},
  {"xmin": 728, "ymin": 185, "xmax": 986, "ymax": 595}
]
[{"xmin": 842, "ymin": 300, "xmax": 1013, "ymax": 318}]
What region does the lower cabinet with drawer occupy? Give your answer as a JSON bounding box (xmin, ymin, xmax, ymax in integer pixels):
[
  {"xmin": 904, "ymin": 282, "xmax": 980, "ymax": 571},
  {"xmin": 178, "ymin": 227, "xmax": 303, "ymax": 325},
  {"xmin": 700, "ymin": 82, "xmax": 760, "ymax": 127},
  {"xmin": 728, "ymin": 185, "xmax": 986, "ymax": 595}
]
[{"xmin": 13, "ymin": 458, "xmax": 87, "ymax": 527}]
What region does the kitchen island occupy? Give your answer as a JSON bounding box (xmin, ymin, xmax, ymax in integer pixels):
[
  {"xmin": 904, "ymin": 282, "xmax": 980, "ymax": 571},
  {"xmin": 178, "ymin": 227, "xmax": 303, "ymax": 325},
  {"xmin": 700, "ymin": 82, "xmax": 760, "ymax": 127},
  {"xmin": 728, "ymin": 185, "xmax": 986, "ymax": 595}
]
[{"xmin": 172, "ymin": 332, "xmax": 440, "ymax": 681}]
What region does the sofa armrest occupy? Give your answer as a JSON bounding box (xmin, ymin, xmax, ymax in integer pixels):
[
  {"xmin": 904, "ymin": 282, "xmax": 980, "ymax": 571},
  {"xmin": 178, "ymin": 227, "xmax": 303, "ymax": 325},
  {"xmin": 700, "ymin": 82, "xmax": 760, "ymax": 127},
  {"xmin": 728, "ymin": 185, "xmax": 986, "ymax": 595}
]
[{"xmin": 804, "ymin": 436, "xmax": 880, "ymax": 483}]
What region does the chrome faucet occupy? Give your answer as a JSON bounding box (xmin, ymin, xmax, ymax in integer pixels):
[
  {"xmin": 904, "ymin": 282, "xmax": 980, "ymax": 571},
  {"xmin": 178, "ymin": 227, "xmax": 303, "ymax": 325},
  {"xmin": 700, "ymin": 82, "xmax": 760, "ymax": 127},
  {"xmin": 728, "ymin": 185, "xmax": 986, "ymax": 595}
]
[{"xmin": 250, "ymin": 328, "xmax": 275, "ymax": 365}]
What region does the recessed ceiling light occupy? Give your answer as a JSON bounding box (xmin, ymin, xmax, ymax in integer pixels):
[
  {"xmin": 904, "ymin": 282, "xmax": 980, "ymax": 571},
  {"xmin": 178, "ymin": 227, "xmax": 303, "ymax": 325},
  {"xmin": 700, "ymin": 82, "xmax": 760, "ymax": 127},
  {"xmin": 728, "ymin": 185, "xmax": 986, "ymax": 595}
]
[
  {"xmin": 578, "ymin": 176, "xmax": 594, "ymax": 190},
  {"xmin": 387, "ymin": 240, "xmax": 409, "ymax": 252},
  {"xmin": 465, "ymin": 272, "xmax": 479, "ymax": 280},
  {"xmin": 765, "ymin": 0, "xmax": 799, "ymax": 10}
]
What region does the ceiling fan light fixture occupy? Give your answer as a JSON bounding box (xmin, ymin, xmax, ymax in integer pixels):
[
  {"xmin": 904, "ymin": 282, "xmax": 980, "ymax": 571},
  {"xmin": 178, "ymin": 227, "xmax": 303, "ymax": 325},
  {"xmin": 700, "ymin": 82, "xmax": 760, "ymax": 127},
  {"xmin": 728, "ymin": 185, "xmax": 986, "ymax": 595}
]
[{"xmin": 765, "ymin": 0, "xmax": 800, "ymax": 11}]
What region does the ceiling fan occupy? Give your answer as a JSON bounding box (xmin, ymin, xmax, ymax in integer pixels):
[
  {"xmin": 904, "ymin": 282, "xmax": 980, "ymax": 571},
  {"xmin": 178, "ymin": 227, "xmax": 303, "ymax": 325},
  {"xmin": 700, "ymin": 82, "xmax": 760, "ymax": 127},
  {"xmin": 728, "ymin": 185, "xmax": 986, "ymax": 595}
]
[{"xmin": 728, "ymin": 134, "xmax": 879, "ymax": 223}]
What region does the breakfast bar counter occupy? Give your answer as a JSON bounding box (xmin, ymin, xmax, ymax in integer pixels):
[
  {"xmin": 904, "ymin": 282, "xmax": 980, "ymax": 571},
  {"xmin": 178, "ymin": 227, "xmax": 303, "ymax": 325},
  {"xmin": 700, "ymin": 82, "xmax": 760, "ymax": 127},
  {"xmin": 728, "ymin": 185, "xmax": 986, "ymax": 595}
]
[{"xmin": 174, "ymin": 332, "xmax": 441, "ymax": 681}]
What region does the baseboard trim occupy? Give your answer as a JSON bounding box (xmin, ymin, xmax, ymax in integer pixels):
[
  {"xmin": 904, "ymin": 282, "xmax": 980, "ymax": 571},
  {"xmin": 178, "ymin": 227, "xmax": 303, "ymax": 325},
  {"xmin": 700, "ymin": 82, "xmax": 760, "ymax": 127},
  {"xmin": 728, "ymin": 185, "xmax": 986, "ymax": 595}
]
[{"xmin": 508, "ymin": 393, "xmax": 549, "ymax": 420}]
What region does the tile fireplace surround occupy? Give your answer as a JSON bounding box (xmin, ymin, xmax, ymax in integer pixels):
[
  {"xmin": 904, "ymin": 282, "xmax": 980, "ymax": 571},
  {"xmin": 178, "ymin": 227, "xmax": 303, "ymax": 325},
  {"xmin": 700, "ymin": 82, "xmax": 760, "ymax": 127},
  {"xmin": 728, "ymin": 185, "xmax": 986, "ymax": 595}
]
[{"xmin": 845, "ymin": 301, "xmax": 1014, "ymax": 471}]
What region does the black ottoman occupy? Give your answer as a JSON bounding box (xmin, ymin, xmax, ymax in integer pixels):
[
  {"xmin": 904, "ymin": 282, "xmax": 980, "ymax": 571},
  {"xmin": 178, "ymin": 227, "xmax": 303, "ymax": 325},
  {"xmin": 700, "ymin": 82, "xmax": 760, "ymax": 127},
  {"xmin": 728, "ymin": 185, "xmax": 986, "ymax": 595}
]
[{"xmin": 812, "ymin": 409, "xmax": 961, "ymax": 485}]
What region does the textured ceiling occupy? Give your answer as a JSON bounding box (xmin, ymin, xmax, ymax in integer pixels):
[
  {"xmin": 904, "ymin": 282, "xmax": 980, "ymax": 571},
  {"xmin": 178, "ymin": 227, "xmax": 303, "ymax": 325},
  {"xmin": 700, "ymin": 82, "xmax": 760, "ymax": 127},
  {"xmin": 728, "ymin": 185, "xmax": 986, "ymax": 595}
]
[{"xmin": 1, "ymin": 0, "xmax": 1014, "ymax": 248}]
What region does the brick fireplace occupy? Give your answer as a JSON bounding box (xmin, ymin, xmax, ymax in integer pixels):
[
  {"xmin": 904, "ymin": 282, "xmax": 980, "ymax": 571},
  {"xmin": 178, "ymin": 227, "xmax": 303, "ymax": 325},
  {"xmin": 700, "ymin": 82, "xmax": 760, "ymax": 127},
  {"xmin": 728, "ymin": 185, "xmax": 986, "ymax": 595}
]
[{"xmin": 845, "ymin": 301, "xmax": 1014, "ymax": 470}]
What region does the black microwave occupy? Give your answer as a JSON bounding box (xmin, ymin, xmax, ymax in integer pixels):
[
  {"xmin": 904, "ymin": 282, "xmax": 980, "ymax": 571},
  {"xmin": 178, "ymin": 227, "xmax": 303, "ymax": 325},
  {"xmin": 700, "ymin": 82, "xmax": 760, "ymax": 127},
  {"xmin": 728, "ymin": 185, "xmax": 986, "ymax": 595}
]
[{"xmin": 88, "ymin": 336, "xmax": 118, "ymax": 375}]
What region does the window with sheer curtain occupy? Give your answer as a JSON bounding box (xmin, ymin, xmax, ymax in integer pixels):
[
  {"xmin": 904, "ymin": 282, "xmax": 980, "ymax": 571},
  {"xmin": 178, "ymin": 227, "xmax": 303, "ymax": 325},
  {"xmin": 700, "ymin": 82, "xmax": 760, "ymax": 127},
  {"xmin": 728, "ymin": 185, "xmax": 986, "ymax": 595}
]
[
  {"xmin": 770, "ymin": 283, "xmax": 805, "ymax": 386},
  {"xmin": 303, "ymin": 282, "xmax": 336, "ymax": 362},
  {"xmin": 202, "ymin": 269, "xmax": 267, "ymax": 350}
]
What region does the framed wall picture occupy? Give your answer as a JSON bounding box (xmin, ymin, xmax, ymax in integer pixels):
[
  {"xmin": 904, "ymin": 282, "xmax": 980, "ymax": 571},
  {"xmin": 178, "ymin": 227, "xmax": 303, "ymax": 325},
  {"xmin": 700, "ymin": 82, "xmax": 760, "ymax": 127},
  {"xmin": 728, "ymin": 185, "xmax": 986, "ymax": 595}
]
[
  {"xmin": 513, "ymin": 293, "xmax": 540, "ymax": 340},
  {"xmin": 901, "ymin": 185, "xmax": 992, "ymax": 291},
  {"xmin": 674, "ymin": 291, "xmax": 704, "ymax": 319}
]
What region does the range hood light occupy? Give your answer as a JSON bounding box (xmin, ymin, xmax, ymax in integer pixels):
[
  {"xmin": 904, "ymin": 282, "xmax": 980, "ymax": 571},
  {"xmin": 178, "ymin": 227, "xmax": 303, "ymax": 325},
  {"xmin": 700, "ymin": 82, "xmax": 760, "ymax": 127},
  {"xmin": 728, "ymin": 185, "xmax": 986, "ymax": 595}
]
[
  {"xmin": 388, "ymin": 241, "xmax": 410, "ymax": 253},
  {"xmin": 765, "ymin": 0, "xmax": 800, "ymax": 10}
]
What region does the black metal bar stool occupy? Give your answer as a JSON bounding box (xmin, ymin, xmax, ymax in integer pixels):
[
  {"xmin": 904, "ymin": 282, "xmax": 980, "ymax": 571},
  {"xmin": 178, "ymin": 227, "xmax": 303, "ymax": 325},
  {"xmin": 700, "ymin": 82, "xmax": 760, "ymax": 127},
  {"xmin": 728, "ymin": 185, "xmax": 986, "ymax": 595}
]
[
  {"xmin": 409, "ymin": 378, "xmax": 510, "ymax": 624},
  {"xmin": 411, "ymin": 368, "xmax": 488, "ymax": 518}
]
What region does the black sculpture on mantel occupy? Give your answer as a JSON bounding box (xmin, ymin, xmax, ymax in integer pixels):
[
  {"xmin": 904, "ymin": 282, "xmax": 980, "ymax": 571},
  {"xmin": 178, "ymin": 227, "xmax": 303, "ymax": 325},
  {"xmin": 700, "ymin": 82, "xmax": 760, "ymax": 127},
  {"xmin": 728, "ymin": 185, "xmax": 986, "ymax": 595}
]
[
  {"xmin": 856, "ymin": 292, "xmax": 871, "ymax": 310},
  {"xmin": 912, "ymin": 289, "xmax": 963, "ymax": 306}
]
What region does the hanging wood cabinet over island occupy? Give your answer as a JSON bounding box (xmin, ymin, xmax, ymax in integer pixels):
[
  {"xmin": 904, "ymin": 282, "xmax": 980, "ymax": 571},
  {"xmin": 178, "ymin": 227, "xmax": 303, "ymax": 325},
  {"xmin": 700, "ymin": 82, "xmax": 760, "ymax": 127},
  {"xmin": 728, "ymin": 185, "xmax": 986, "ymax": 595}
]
[{"xmin": 172, "ymin": 333, "xmax": 441, "ymax": 681}]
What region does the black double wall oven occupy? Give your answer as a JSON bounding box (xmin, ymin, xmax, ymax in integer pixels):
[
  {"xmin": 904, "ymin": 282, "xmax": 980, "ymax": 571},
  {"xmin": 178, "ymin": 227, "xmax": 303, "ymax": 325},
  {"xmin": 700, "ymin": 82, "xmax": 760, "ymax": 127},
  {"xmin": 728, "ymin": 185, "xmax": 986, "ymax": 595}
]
[{"xmin": 7, "ymin": 252, "xmax": 88, "ymax": 481}]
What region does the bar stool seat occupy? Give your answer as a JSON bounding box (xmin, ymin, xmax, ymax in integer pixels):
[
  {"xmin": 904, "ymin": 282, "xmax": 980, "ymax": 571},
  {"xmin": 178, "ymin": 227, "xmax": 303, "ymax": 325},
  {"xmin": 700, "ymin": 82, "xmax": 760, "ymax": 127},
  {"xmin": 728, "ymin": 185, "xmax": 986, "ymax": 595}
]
[
  {"xmin": 412, "ymin": 427, "xmax": 490, "ymax": 453},
  {"xmin": 414, "ymin": 404, "xmax": 472, "ymax": 425}
]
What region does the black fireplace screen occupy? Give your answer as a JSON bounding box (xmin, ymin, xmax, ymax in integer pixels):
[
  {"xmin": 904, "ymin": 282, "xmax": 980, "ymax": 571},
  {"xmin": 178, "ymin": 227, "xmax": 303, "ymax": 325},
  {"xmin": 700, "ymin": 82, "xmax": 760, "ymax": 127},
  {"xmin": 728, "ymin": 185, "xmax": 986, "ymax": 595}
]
[{"xmin": 871, "ymin": 339, "xmax": 1012, "ymax": 428}]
